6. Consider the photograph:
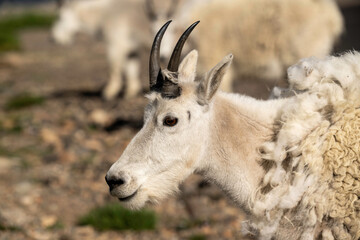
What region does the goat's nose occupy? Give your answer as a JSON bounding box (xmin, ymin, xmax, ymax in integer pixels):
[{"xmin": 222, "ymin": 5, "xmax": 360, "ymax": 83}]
[{"xmin": 105, "ymin": 174, "xmax": 125, "ymax": 191}]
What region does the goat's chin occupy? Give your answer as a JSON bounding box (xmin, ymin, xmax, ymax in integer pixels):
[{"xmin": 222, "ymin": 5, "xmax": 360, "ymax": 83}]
[
  {"xmin": 117, "ymin": 180, "xmax": 181, "ymax": 210},
  {"xmin": 119, "ymin": 190, "xmax": 148, "ymax": 210}
]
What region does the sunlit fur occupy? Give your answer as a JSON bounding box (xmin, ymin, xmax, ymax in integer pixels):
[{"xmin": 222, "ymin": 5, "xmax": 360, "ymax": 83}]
[
  {"xmin": 107, "ymin": 50, "xmax": 288, "ymax": 211},
  {"xmin": 107, "ymin": 51, "xmax": 360, "ymax": 239}
]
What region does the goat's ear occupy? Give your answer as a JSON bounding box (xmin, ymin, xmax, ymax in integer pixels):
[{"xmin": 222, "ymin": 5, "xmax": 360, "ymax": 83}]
[
  {"xmin": 178, "ymin": 50, "xmax": 198, "ymax": 83},
  {"xmin": 197, "ymin": 54, "xmax": 233, "ymax": 104}
]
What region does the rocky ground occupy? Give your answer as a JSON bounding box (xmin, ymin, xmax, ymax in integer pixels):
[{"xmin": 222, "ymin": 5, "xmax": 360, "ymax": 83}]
[{"xmin": 0, "ymin": 27, "xmax": 261, "ymax": 240}]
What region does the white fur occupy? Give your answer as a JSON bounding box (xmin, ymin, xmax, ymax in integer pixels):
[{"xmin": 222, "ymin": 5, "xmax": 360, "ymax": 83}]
[{"xmin": 107, "ymin": 51, "xmax": 360, "ymax": 239}]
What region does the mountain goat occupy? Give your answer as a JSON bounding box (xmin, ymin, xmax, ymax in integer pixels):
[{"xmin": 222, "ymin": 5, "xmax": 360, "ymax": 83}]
[
  {"xmin": 51, "ymin": 0, "xmax": 178, "ymax": 100},
  {"xmin": 178, "ymin": 0, "xmax": 344, "ymax": 92},
  {"xmin": 106, "ymin": 22, "xmax": 360, "ymax": 239}
]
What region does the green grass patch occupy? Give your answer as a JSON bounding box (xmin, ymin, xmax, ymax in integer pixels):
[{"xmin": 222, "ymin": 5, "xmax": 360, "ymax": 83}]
[
  {"xmin": 5, "ymin": 93, "xmax": 45, "ymax": 110},
  {"xmin": 78, "ymin": 203, "xmax": 156, "ymax": 231},
  {"xmin": 0, "ymin": 222, "xmax": 5, "ymax": 231},
  {"xmin": 0, "ymin": 33, "xmax": 19, "ymax": 52},
  {"xmin": 189, "ymin": 234, "xmax": 207, "ymax": 240},
  {"xmin": 0, "ymin": 13, "xmax": 56, "ymax": 52},
  {"xmin": 0, "ymin": 222, "xmax": 22, "ymax": 232}
]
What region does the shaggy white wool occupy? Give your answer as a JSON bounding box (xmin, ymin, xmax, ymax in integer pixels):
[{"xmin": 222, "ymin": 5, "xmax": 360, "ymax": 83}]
[{"xmin": 248, "ymin": 52, "xmax": 360, "ymax": 240}]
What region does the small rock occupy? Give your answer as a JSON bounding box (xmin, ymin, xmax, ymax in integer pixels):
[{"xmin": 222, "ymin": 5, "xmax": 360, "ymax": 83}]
[
  {"xmin": 89, "ymin": 109, "xmax": 115, "ymax": 128},
  {"xmin": 27, "ymin": 229, "xmax": 53, "ymax": 240},
  {"xmin": 223, "ymin": 229, "xmax": 234, "ymax": 239},
  {"xmin": 1, "ymin": 53, "xmax": 27, "ymax": 67},
  {"xmin": 201, "ymin": 225, "xmax": 213, "ymax": 235},
  {"xmin": 59, "ymin": 151, "xmax": 77, "ymax": 163},
  {"xmin": 73, "ymin": 226, "xmax": 96, "ymax": 238},
  {"xmin": 41, "ymin": 128, "xmax": 63, "ymax": 153},
  {"xmin": 84, "ymin": 139, "xmax": 103, "ymax": 152},
  {"xmin": 159, "ymin": 228, "xmax": 176, "ymax": 239},
  {"xmin": 41, "ymin": 215, "xmax": 57, "ymax": 228},
  {"xmin": 21, "ymin": 195, "xmax": 35, "ymax": 206}
]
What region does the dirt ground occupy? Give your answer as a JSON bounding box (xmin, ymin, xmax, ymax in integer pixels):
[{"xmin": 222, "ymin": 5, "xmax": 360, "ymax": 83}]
[{"xmin": 0, "ymin": 2, "xmax": 360, "ymax": 240}]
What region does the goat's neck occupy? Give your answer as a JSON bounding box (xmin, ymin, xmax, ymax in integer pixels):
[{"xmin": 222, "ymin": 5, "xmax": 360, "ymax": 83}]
[{"xmin": 198, "ymin": 92, "xmax": 288, "ymax": 212}]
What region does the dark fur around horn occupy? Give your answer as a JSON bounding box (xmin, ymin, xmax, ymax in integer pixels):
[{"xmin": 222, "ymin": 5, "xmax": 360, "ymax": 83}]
[{"xmin": 149, "ymin": 21, "xmax": 200, "ymax": 99}]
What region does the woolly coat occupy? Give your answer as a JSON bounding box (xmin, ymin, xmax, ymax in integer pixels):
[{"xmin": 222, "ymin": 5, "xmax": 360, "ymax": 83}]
[{"xmin": 244, "ymin": 52, "xmax": 360, "ymax": 240}]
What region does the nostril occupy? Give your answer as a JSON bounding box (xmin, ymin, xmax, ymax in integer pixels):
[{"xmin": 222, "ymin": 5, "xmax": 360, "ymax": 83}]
[
  {"xmin": 105, "ymin": 175, "xmax": 125, "ymax": 190},
  {"xmin": 110, "ymin": 178, "xmax": 125, "ymax": 186}
]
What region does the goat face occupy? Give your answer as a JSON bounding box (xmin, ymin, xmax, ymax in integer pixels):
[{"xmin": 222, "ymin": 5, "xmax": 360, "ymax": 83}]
[
  {"xmin": 106, "ymin": 21, "xmax": 233, "ymax": 209},
  {"xmin": 106, "ymin": 81, "xmax": 207, "ymax": 209}
]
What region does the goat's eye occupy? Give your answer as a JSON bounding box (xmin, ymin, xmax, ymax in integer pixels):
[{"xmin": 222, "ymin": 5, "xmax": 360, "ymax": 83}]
[{"xmin": 163, "ymin": 116, "xmax": 178, "ymax": 127}]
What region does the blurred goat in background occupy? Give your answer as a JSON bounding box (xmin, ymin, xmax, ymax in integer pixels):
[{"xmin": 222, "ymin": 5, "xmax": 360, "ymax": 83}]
[
  {"xmin": 51, "ymin": 0, "xmax": 179, "ymax": 100},
  {"xmin": 52, "ymin": 0, "xmax": 343, "ymax": 99},
  {"xmin": 177, "ymin": 0, "xmax": 344, "ymax": 92}
]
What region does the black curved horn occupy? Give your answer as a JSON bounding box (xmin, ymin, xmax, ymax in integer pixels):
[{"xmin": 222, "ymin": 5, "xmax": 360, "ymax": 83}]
[
  {"xmin": 167, "ymin": 21, "xmax": 200, "ymax": 72},
  {"xmin": 149, "ymin": 20, "xmax": 172, "ymax": 90}
]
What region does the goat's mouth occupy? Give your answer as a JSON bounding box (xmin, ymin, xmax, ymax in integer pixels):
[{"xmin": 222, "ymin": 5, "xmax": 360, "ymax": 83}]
[{"xmin": 118, "ymin": 190, "xmax": 138, "ymax": 202}]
